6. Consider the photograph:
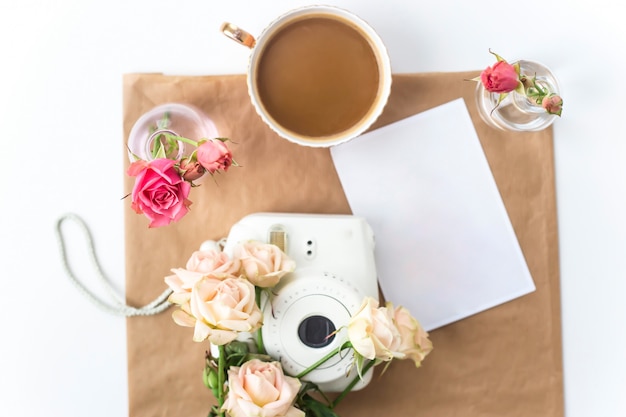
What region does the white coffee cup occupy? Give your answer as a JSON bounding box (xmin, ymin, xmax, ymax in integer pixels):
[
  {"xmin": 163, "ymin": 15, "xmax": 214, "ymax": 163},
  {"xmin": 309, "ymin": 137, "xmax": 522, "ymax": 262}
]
[{"xmin": 222, "ymin": 5, "xmax": 392, "ymax": 148}]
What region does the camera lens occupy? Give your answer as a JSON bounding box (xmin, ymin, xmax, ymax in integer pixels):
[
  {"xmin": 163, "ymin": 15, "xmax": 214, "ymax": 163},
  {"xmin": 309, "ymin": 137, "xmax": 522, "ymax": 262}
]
[{"xmin": 297, "ymin": 315, "xmax": 336, "ymax": 348}]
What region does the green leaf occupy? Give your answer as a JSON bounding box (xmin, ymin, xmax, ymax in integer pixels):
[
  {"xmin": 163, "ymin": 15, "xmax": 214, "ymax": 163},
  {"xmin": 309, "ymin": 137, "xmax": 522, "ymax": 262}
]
[
  {"xmin": 354, "ymin": 353, "xmax": 365, "ymax": 380},
  {"xmin": 154, "ymin": 141, "xmax": 167, "ymax": 159},
  {"xmin": 157, "ymin": 112, "xmax": 171, "ymax": 129},
  {"xmin": 512, "ymin": 61, "xmax": 520, "ymax": 74},
  {"xmin": 300, "ymin": 395, "xmax": 340, "ymax": 417},
  {"xmin": 127, "ymin": 149, "xmax": 141, "ymax": 162},
  {"xmin": 488, "ymin": 49, "xmax": 507, "ymax": 63}
]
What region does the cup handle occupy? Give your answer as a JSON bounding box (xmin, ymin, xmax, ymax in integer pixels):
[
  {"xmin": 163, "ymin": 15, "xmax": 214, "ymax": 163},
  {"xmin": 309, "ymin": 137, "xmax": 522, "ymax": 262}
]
[{"xmin": 220, "ymin": 22, "xmax": 256, "ymax": 48}]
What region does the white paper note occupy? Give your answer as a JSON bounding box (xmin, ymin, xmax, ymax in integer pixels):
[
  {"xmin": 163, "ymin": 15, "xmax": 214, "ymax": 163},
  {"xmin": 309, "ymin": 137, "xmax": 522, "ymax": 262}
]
[{"xmin": 330, "ymin": 99, "xmax": 535, "ymax": 331}]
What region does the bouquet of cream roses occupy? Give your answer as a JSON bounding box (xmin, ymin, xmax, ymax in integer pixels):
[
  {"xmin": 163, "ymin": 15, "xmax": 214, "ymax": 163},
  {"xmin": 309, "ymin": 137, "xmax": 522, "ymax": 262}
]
[{"xmin": 164, "ymin": 241, "xmax": 433, "ymax": 417}]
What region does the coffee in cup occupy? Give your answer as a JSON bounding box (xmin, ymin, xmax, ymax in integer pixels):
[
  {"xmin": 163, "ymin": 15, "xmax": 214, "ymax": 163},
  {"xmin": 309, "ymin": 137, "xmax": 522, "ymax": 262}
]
[{"xmin": 222, "ymin": 6, "xmax": 391, "ymax": 147}]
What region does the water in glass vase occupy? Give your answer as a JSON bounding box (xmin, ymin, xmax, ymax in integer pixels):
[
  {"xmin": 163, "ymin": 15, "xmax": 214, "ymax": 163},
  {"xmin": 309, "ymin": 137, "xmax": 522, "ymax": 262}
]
[{"xmin": 475, "ymin": 60, "xmax": 561, "ymax": 132}]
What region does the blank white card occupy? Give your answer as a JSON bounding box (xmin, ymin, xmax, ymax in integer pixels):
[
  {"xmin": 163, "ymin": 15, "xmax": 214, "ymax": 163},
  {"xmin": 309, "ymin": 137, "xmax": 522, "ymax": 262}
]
[{"xmin": 330, "ymin": 98, "xmax": 535, "ymax": 331}]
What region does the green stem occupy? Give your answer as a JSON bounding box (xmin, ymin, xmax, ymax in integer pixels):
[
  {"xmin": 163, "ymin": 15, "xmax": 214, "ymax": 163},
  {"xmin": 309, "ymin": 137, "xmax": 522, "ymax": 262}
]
[
  {"xmin": 255, "ymin": 287, "xmax": 266, "ymax": 354},
  {"xmin": 217, "ymin": 344, "xmax": 227, "ymax": 417},
  {"xmin": 331, "ymin": 359, "xmax": 375, "ymax": 409},
  {"xmin": 150, "ymin": 132, "xmax": 200, "ymax": 160},
  {"xmin": 295, "ymin": 341, "xmax": 352, "ymax": 379},
  {"xmin": 164, "ymin": 133, "xmax": 200, "ymax": 147}
]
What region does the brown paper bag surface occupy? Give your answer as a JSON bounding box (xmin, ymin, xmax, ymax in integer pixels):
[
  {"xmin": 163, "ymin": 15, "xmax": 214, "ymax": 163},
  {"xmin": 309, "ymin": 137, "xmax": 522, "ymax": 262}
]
[{"xmin": 123, "ymin": 72, "xmax": 563, "ymax": 417}]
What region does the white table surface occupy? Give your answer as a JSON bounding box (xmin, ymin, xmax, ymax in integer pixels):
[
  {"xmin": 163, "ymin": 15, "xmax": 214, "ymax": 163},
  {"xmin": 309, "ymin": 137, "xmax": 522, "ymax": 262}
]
[{"xmin": 1, "ymin": 1, "xmax": 624, "ymax": 416}]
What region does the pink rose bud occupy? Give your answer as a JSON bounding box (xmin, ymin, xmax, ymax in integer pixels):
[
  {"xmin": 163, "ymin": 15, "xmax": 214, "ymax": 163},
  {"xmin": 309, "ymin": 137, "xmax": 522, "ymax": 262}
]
[
  {"xmin": 179, "ymin": 158, "xmax": 206, "ymax": 182},
  {"xmin": 542, "ymin": 94, "xmax": 563, "ymax": 116},
  {"xmin": 196, "ymin": 139, "xmax": 233, "ymax": 174},
  {"xmin": 480, "ymin": 61, "xmax": 520, "ymax": 93}
]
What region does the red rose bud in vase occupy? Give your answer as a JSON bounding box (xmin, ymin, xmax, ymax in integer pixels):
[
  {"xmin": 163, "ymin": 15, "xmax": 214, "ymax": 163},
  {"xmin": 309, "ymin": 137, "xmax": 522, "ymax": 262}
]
[{"xmin": 473, "ymin": 50, "xmax": 564, "ymax": 131}]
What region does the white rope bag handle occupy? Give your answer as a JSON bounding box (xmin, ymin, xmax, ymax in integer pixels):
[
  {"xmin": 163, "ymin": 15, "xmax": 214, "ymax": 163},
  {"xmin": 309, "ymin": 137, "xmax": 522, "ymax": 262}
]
[{"xmin": 55, "ymin": 213, "xmax": 172, "ymax": 317}]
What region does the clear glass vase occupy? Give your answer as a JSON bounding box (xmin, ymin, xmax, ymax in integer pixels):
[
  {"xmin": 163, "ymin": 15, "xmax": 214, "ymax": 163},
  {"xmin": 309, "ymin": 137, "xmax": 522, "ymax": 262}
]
[
  {"xmin": 475, "ymin": 60, "xmax": 561, "ymax": 132},
  {"xmin": 127, "ymin": 103, "xmax": 218, "ymax": 161}
]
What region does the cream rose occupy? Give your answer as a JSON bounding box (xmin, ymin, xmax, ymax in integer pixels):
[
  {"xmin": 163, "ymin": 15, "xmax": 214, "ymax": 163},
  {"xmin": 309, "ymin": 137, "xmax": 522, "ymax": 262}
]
[
  {"xmin": 171, "ymin": 276, "xmax": 262, "ymax": 344},
  {"xmin": 233, "ymin": 241, "xmax": 296, "ymax": 288},
  {"xmin": 347, "ymin": 297, "xmax": 402, "ymax": 361},
  {"xmin": 392, "ymin": 304, "xmax": 433, "ymax": 367},
  {"xmin": 165, "ymin": 249, "xmax": 240, "ymax": 306},
  {"xmin": 222, "ymin": 359, "xmax": 304, "ymax": 417}
]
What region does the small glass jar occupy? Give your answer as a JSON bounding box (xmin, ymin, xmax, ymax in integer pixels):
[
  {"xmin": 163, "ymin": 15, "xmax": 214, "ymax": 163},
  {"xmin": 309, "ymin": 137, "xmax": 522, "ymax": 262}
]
[
  {"xmin": 127, "ymin": 103, "xmax": 219, "ymax": 161},
  {"xmin": 475, "ymin": 60, "xmax": 561, "ymax": 132}
]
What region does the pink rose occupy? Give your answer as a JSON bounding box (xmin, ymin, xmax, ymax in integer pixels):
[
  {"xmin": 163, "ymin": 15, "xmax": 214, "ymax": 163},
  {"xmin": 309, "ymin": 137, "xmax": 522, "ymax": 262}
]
[
  {"xmin": 196, "ymin": 139, "xmax": 233, "ymax": 174},
  {"xmin": 392, "ymin": 304, "xmax": 433, "ymax": 367},
  {"xmin": 222, "ymin": 359, "xmax": 304, "ymax": 417},
  {"xmin": 233, "ymin": 241, "xmax": 296, "ymax": 288},
  {"xmin": 542, "ymin": 94, "xmax": 563, "ymax": 116},
  {"xmin": 127, "ymin": 158, "xmax": 191, "ymax": 228},
  {"xmin": 171, "ymin": 276, "xmax": 262, "ymax": 344},
  {"xmin": 480, "ymin": 61, "xmax": 520, "ymax": 93},
  {"xmin": 347, "ymin": 297, "xmax": 402, "ymax": 361},
  {"xmin": 165, "ymin": 250, "xmax": 241, "ymax": 305}
]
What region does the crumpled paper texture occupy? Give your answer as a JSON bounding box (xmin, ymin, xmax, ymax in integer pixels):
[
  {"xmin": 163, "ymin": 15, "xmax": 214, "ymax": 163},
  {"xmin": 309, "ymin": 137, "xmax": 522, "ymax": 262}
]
[{"xmin": 123, "ymin": 72, "xmax": 563, "ymax": 417}]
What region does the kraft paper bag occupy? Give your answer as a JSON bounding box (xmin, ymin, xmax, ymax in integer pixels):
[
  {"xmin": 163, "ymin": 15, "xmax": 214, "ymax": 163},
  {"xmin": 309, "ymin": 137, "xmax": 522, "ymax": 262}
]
[{"xmin": 123, "ymin": 72, "xmax": 563, "ymax": 417}]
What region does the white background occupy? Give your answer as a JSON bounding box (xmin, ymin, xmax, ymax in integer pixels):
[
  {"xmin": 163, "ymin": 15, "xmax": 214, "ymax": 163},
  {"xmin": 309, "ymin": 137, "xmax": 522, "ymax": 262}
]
[{"xmin": 1, "ymin": 1, "xmax": 624, "ymax": 416}]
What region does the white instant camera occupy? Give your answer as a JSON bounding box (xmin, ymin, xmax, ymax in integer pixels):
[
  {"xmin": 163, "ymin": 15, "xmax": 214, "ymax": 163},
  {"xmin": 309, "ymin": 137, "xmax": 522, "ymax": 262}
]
[{"xmin": 222, "ymin": 212, "xmax": 380, "ymax": 392}]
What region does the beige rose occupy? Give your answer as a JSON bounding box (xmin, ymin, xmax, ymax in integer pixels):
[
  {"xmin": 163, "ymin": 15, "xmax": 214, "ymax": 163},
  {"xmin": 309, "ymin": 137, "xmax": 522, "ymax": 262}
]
[
  {"xmin": 165, "ymin": 250, "xmax": 240, "ymax": 306},
  {"xmin": 392, "ymin": 304, "xmax": 433, "ymax": 367},
  {"xmin": 172, "ymin": 276, "xmax": 262, "ymax": 345},
  {"xmin": 222, "ymin": 359, "xmax": 304, "ymax": 417},
  {"xmin": 347, "ymin": 297, "xmax": 402, "ymax": 361},
  {"xmin": 233, "ymin": 241, "xmax": 296, "ymax": 288},
  {"xmin": 186, "ymin": 249, "xmax": 240, "ymax": 277}
]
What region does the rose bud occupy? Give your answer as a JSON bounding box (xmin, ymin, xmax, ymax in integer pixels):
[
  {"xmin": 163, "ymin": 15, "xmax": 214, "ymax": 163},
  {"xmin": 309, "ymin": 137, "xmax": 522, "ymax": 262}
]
[
  {"xmin": 179, "ymin": 158, "xmax": 206, "ymax": 182},
  {"xmin": 542, "ymin": 94, "xmax": 563, "ymax": 116},
  {"xmin": 480, "ymin": 61, "xmax": 520, "ymax": 93},
  {"xmin": 203, "ymin": 367, "xmax": 218, "ymax": 390},
  {"xmin": 196, "ymin": 139, "xmax": 233, "ymax": 174}
]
